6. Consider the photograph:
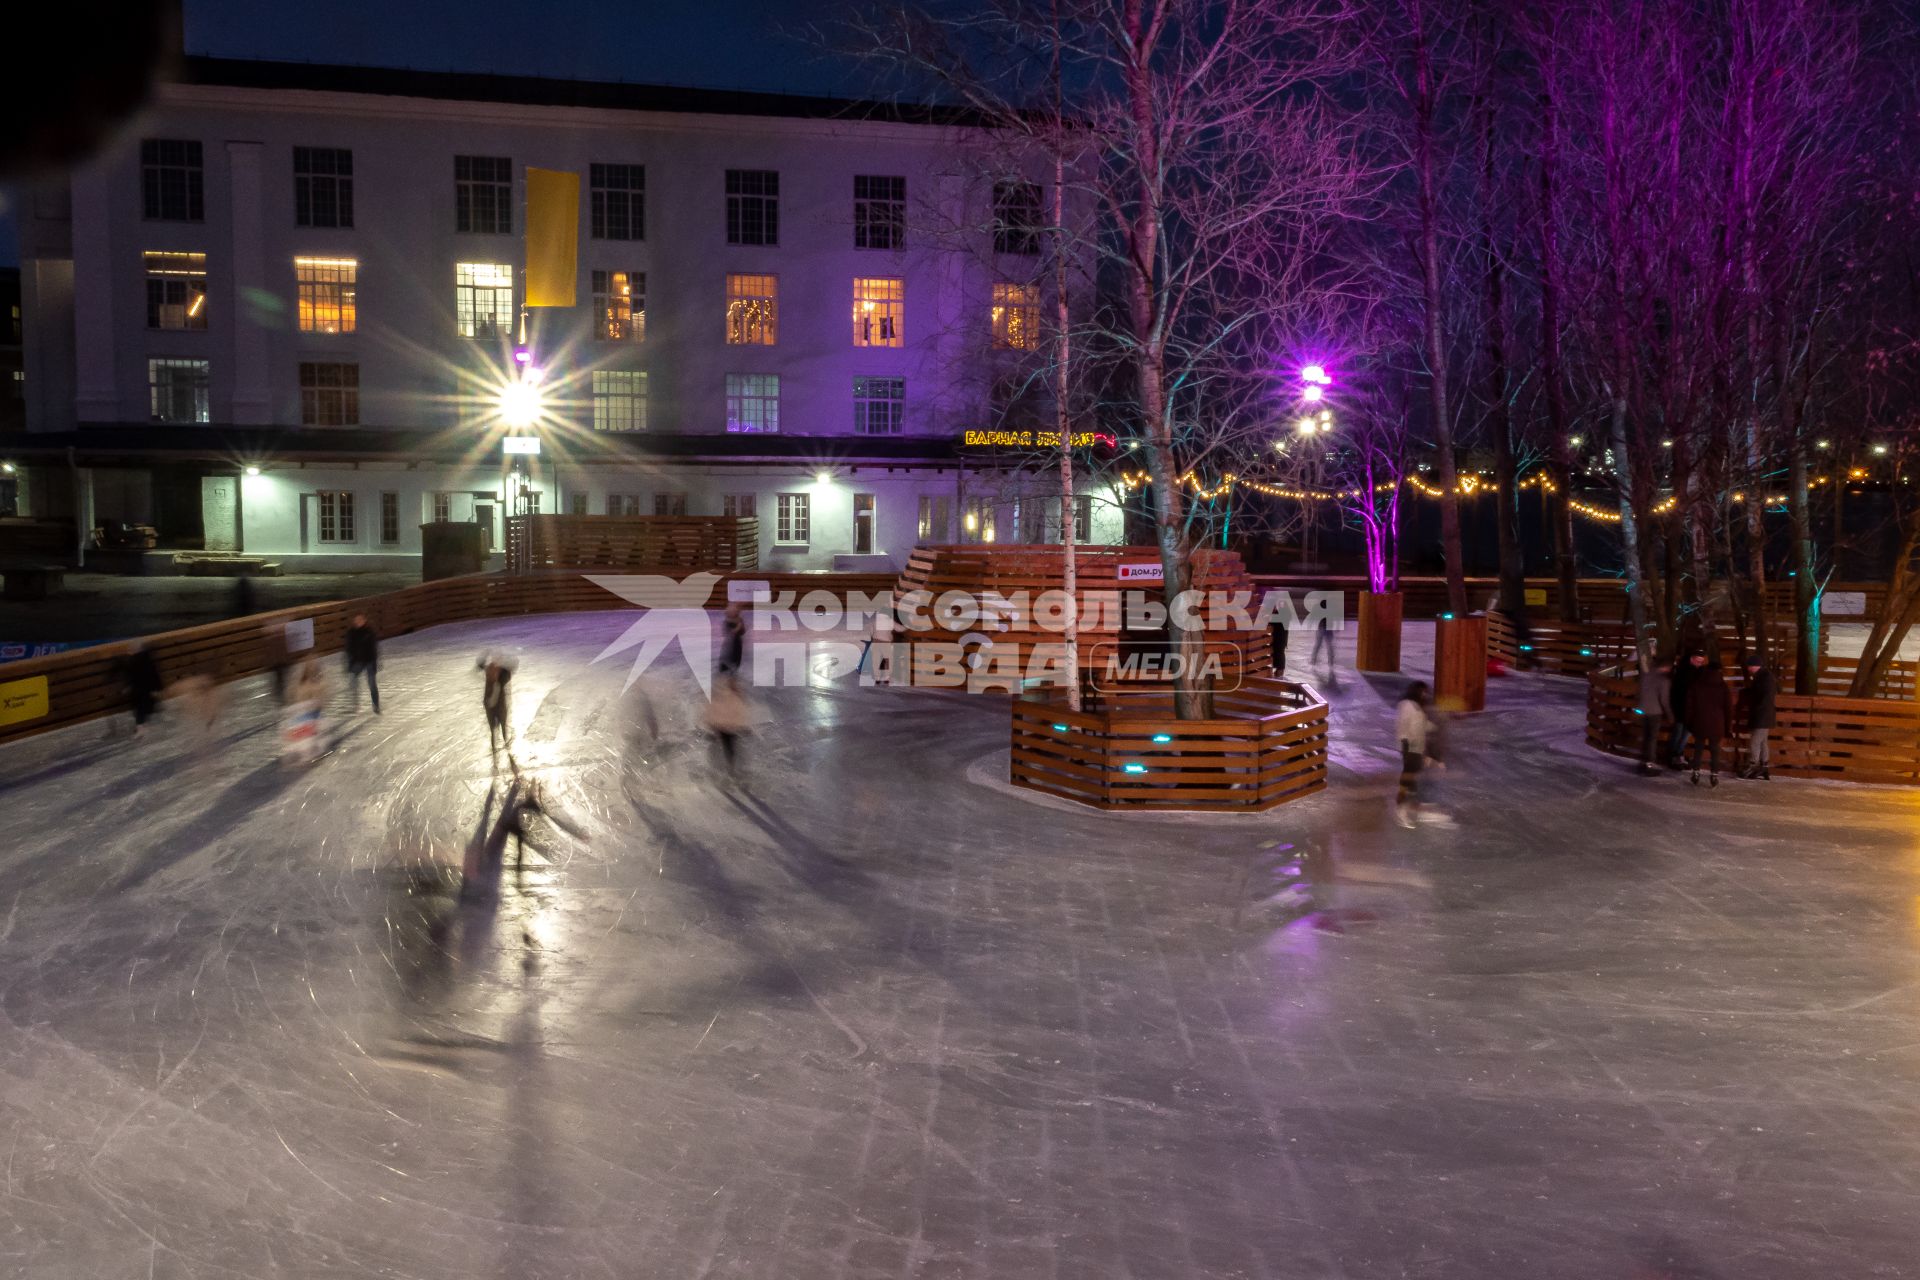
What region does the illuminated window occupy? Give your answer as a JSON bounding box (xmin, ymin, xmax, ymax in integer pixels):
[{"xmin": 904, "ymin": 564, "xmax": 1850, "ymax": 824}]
[
  {"xmin": 148, "ymin": 358, "xmax": 209, "ymax": 423},
  {"xmin": 141, "ymin": 139, "xmax": 203, "ymax": 222},
  {"xmin": 294, "ymin": 147, "xmax": 353, "ymax": 228},
  {"xmin": 653, "ymin": 492, "xmax": 687, "ymax": 516},
  {"xmin": 299, "ymin": 362, "xmax": 359, "ymax": 426},
  {"xmin": 917, "ymin": 495, "xmax": 951, "ymax": 541},
  {"xmin": 776, "ymin": 492, "xmax": 809, "ymax": 544},
  {"xmin": 991, "ymin": 282, "xmax": 1040, "ymax": 350},
  {"xmin": 725, "ymin": 373, "xmax": 780, "ymax": 433},
  {"xmin": 591, "ymin": 370, "xmax": 649, "ymax": 432},
  {"xmin": 379, "ymin": 491, "xmax": 400, "ymax": 543},
  {"xmin": 455, "ymin": 263, "xmax": 514, "ymax": 338},
  {"xmin": 144, "ymin": 252, "xmax": 207, "ymax": 330},
  {"xmin": 726, "ymin": 274, "xmax": 778, "ymax": 345},
  {"xmin": 1073, "ymin": 494, "xmax": 1092, "ymax": 543},
  {"xmin": 854, "ymin": 174, "xmax": 905, "ymax": 249},
  {"xmin": 455, "ymin": 155, "xmax": 512, "ymax": 234},
  {"xmin": 591, "ymin": 270, "xmax": 645, "ymax": 342},
  {"xmin": 295, "ymin": 257, "xmax": 357, "ymax": 333},
  {"xmin": 723, "ymin": 493, "xmax": 756, "ymax": 519},
  {"xmin": 852, "ymin": 277, "xmax": 903, "ymax": 347},
  {"xmin": 317, "ymin": 490, "xmax": 355, "ymax": 543},
  {"xmin": 607, "ymin": 493, "xmax": 641, "ymax": 516},
  {"xmin": 853, "ymin": 376, "xmax": 905, "ymax": 434},
  {"xmin": 964, "ymin": 498, "xmax": 996, "ymax": 543},
  {"xmin": 725, "ymin": 169, "xmax": 779, "ymax": 245},
  {"xmin": 590, "ymin": 163, "xmax": 645, "ymax": 240},
  {"xmin": 994, "ymin": 182, "xmax": 1043, "ymax": 255}
]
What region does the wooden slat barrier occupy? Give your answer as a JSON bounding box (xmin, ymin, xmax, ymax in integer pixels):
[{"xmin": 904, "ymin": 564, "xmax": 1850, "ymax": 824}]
[
  {"xmin": 1587, "ymin": 664, "xmax": 1920, "ymax": 785},
  {"xmin": 0, "ymin": 569, "xmax": 895, "ymax": 747},
  {"xmin": 505, "ymin": 515, "xmax": 759, "ymax": 571},
  {"xmin": 1251, "ymin": 576, "xmax": 1890, "ymax": 624},
  {"xmin": 1009, "ymin": 676, "xmax": 1329, "ymax": 812},
  {"xmin": 897, "ymin": 544, "xmax": 1269, "ymax": 691},
  {"xmin": 1491, "ymin": 610, "xmax": 1892, "ymax": 692}
]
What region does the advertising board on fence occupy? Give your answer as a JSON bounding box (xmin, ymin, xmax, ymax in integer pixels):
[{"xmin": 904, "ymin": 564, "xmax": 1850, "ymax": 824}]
[
  {"xmin": 0, "ymin": 675, "xmax": 49, "ymax": 727},
  {"xmin": 1116, "ymin": 563, "xmax": 1164, "ymax": 582},
  {"xmin": 284, "ymin": 618, "xmax": 315, "ymax": 653}
]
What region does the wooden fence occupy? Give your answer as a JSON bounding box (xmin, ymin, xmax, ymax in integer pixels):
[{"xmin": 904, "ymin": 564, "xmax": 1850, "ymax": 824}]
[
  {"xmin": 1009, "ymin": 676, "xmax": 1328, "ymax": 812},
  {"xmin": 1587, "ymin": 664, "xmax": 1920, "ymax": 785},
  {"xmin": 505, "ymin": 515, "xmax": 759, "ymax": 572},
  {"xmin": 1252, "ymin": 575, "xmax": 1887, "ymax": 625},
  {"xmin": 0, "ymin": 569, "xmax": 894, "ymax": 748}
]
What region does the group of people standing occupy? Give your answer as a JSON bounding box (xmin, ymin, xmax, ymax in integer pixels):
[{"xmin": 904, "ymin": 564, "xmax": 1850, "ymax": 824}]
[{"xmin": 1636, "ymin": 651, "xmax": 1776, "ymax": 786}]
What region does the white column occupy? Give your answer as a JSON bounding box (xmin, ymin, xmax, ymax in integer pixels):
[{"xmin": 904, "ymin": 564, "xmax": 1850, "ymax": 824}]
[{"xmin": 226, "ymin": 141, "xmax": 271, "ymax": 424}]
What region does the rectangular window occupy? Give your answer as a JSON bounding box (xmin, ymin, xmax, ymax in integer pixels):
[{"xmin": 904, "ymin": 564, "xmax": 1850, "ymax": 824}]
[
  {"xmin": 295, "ymin": 256, "xmax": 357, "ymax": 333},
  {"xmin": 992, "ymin": 282, "xmax": 1040, "ymax": 350},
  {"xmin": 852, "ymin": 277, "xmax": 903, "ymax": 347},
  {"xmin": 591, "ymin": 269, "xmax": 645, "ymax": 342},
  {"xmin": 294, "ymin": 147, "xmax": 354, "ymax": 228},
  {"xmin": 853, "ymin": 376, "xmax": 905, "ymax": 435},
  {"xmin": 964, "ymin": 498, "xmax": 995, "ymax": 544},
  {"xmin": 726, "ymin": 274, "xmax": 778, "ymax": 345},
  {"xmin": 142, "ymin": 139, "xmax": 204, "ymax": 222},
  {"xmin": 317, "ymin": 490, "xmax": 355, "ymax": 543},
  {"xmin": 380, "ymin": 491, "xmax": 400, "ymax": 543},
  {"xmin": 591, "ymin": 370, "xmax": 649, "ymax": 432},
  {"xmin": 455, "ymin": 262, "xmax": 514, "ymax": 338},
  {"xmin": 994, "ymin": 181, "xmax": 1043, "ymax": 255},
  {"xmin": 566, "ymin": 492, "xmax": 587, "ymax": 515},
  {"xmin": 723, "ymin": 493, "xmax": 757, "ymax": 519},
  {"xmin": 431, "ymin": 491, "xmax": 453, "ymax": 523},
  {"xmin": 144, "ymin": 251, "xmax": 207, "ymax": 330},
  {"xmin": 853, "ymin": 174, "xmax": 905, "ymax": 250},
  {"xmin": 653, "ymin": 492, "xmax": 688, "ymax": 516},
  {"xmin": 853, "ymin": 493, "xmax": 876, "ymax": 555},
  {"xmin": 725, "ymin": 169, "xmax": 779, "ymax": 245},
  {"xmin": 1073, "ymin": 494, "xmax": 1092, "ymax": 543},
  {"xmin": 589, "ymin": 163, "xmax": 645, "ymax": 240},
  {"xmin": 607, "ymin": 493, "xmax": 641, "ymax": 516},
  {"xmin": 455, "ymin": 155, "xmax": 513, "ymax": 234},
  {"xmin": 917, "ymin": 495, "xmax": 952, "ymax": 542},
  {"xmin": 299, "ymin": 362, "xmax": 359, "ymax": 426},
  {"xmin": 776, "ymin": 492, "xmax": 810, "ymax": 545},
  {"xmin": 148, "ymin": 358, "xmax": 210, "ymax": 423},
  {"xmin": 725, "ymin": 373, "xmax": 780, "ymax": 433}
]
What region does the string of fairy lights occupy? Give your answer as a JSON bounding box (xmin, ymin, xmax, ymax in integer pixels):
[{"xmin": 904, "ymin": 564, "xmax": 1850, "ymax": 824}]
[{"xmin": 1111, "ymin": 468, "xmax": 1840, "ymax": 526}]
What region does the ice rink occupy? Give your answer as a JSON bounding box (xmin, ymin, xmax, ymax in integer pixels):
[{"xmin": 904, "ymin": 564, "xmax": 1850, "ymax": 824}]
[{"xmin": 2, "ymin": 611, "xmax": 1917, "ymax": 1278}]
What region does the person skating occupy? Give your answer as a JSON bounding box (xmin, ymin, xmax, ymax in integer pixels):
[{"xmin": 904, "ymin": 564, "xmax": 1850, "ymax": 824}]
[
  {"xmin": 1738, "ymin": 655, "xmax": 1777, "ymax": 780},
  {"xmin": 1666, "ymin": 649, "xmax": 1704, "ymax": 769},
  {"xmin": 706, "ymin": 669, "xmax": 752, "ymax": 779},
  {"xmin": 344, "ymin": 613, "xmax": 381, "ymax": 714},
  {"xmin": 479, "ymin": 655, "xmax": 514, "ymax": 753},
  {"xmin": 1636, "ymin": 657, "xmax": 1673, "ymax": 775},
  {"xmin": 717, "ymin": 601, "xmax": 747, "ymax": 675},
  {"xmin": 123, "ymin": 644, "xmax": 163, "ymax": 738},
  {"xmin": 1683, "ymin": 656, "xmax": 1734, "ymax": 787},
  {"xmin": 1393, "ymin": 680, "xmax": 1431, "ymax": 828}
]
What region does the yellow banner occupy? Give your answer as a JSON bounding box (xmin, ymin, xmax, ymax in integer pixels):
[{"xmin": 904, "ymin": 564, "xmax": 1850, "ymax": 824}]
[
  {"xmin": 525, "ymin": 167, "xmax": 580, "ymax": 308},
  {"xmin": 0, "ymin": 675, "xmax": 49, "ymax": 727}
]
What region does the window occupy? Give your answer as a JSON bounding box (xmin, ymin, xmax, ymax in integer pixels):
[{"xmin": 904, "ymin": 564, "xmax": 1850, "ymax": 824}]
[
  {"xmin": 725, "ymin": 169, "xmax": 779, "ymax": 245},
  {"xmin": 144, "ymin": 252, "xmax": 207, "ymax": 330},
  {"xmin": 299, "ymin": 362, "xmax": 359, "ymax": 426},
  {"xmin": 964, "ymin": 498, "xmax": 995, "ymax": 543},
  {"xmin": 590, "ymin": 163, "xmax": 645, "ymax": 240},
  {"xmin": 1073, "ymin": 494, "xmax": 1093, "ymax": 543},
  {"xmin": 591, "ymin": 370, "xmax": 649, "ymax": 432},
  {"xmin": 148, "ymin": 358, "xmax": 209, "ymax": 423},
  {"xmin": 567, "ymin": 492, "xmax": 588, "ymax": 515},
  {"xmin": 591, "ymin": 270, "xmax": 645, "ymax": 342},
  {"xmin": 1016, "ymin": 496, "xmax": 1045, "ymax": 542},
  {"xmin": 653, "ymin": 492, "xmax": 687, "ymax": 516},
  {"xmin": 317, "ymin": 490, "xmax": 355, "ymax": 543},
  {"xmin": 917, "ymin": 495, "xmax": 952, "ymax": 542},
  {"xmin": 295, "ymin": 257, "xmax": 357, "ymax": 333},
  {"xmin": 854, "ymin": 376, "xmax": 905, "ymax": 435},
  {"xmin": 725, "ymin": 374, "xmax": 780, "ymax": 433},
  {"xmin": 992, "ymin": 282, "xmax": 1040, "ymax": 350},
  {"xmin": 455, "ymin": 155, "xmax": 512, "ymax": 234},
  {"xmin": 432, "ymin": 491, "xmax": 453, "ymax": 523},
  {"xmin": 994, "ymin": 181, "xmax": 1043, "ymax": 255},
  {"xmin": 141, "ymin": 140, "xmax": 203, "ymax": 222},
  {"xmin": 853, "ymin": 493, "xmax": 876, "ymax": 555},
  {"xmin": 607, "ymin": 493, "xmax": 641, "ymax": 516},
  {"xmin": 776, "ymin": 493, "xmax": 810, "ymax": 545},
  {"xmin": 456, "ymin": 263, "xmax": 514, "ymax": 338},
  {"xmin": 380, "ymin": 491, "xmax": 400, "ymax": 544},
  {"xmin": 723, "ymin": 493, "xmax": 757, "ymax": 519},
  {"xmin": 294, "ymin": 147, "xmax": 353, "ymax": 228},
  {"xmin": 726, "ymin": 274, "xmax": 778, "ymax": 345},
  {"xmin": 854, "ymin": 174, "xmax": 905, "ymax": 250},
  {"xmin": 852, "ymin": 277, "xmax": 903, "ymax": 347}
]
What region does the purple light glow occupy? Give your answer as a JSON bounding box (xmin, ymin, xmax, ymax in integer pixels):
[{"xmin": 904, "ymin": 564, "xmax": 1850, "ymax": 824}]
[
  {"xmin": 513, "ymin": 347, "xmax": 533, "ymax": 365},
  {"xmin": 1302, "ymin": 384, "xmax": 1325, "ymax": 402},
  {"xmin": 1301, "ymin": 364, "xmax": 1330, "ymax": 385}
]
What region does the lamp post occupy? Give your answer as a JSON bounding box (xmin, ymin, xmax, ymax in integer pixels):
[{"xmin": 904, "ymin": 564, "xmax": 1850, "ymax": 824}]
[{"xmin": 1294, "ymin": 365, "xmax": 1333, "ymax": 571}]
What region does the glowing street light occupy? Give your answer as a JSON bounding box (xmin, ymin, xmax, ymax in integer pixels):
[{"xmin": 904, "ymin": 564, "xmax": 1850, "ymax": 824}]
[
  {"xmin": 1301, "ymin": 364, "xmax": 1330, "ymax": 385},
  {"xmin": 1302, "ymin": 383, "xmax": 1325, "ymax": 403},
  {"xmin": 1872, "ymin": 443, "xmax": 1889, "ymax": 456},
  {"xmin": 499, "ymin": 377, "xmax": 543, "ymax": 428}
]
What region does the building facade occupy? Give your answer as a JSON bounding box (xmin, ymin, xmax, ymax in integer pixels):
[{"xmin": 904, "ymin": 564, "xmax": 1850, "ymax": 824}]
[{"xmin": 8, "ymin": 57, "xmax": 1125, "ymax": 570}]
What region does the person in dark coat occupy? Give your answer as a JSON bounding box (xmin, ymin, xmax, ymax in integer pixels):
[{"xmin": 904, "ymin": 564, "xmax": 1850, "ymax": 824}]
[
  {"xmin": 1636, "ymin": 657, "xmax": 1674, "ymax": 774},
  {"xmin": 124, "ymin": 643, "xmax": 162, "ymax": 737},
  {"xmin": 717, "ymin": 602, "xmax": 747, "ymax": 676},
  {"xmin": 1666, "ymin": 650, "xmax": 1704, "ymax": 769},
  {"xmin": 1738, "ymin": 656, "xmax": 1778, "ymax": 780},
  {"xmin": 479, "ymin": 655, "xmax": 514, "ymax": 753},
  {"xmin": 1683, "ymin": 657, "xmax": 1735, "ymax": 786},
  {"xmin": 344, "ymin": 613, "xmax": 381, "ymax": 714}
]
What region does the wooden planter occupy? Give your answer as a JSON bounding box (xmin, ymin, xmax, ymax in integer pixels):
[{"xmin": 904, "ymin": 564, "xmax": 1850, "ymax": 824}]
[
  {"xmin": 1356, "ymin": 590, "xmax": 1403, "ymax": 672},
  {"xmin": 1433, "ymin": 613, "xmax": 1488, "ymax": 712},
  {"xmin": 1008, "ymin": 676, "xmax": 1329, "ymax": 812}
]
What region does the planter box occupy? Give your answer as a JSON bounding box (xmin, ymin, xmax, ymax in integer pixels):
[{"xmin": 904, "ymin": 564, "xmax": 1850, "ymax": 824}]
[
  {"xmin": 1356, "ymin": 590, "xmax": 1403, "ymax": 672},
  {"xmin": 1433, "ymin": 613, "xmax": 1488, "ymax": 712}
]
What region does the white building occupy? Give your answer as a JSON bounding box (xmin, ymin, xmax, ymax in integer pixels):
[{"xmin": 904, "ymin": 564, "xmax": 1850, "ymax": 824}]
[{"xmin": 9, "ymin": 55, "xmax": 1127, "ymax": 571}]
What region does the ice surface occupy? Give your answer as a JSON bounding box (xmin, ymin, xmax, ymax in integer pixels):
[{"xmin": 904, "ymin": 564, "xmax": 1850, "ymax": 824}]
[{"xmin": 0, "ymin": 611, "xmax": 1917, "ymax": 1278}]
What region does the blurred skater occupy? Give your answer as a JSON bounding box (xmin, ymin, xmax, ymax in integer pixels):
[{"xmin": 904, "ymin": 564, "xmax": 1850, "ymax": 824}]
[
  {"xmin": 230, "ymin": 573, "xmax": 257, "ymax": 618},
  {"xmin": 479, "ymin": 654, "xmax": 515, "ymax": 752},
  {"xmin": 1684, "ymin": 656, "xmax": 1734, "ymax": 787},
  {"xmin": 1421, "ymin": 696, "xmax": 1456, "ymax": 827},
  {"xmin": 1310, "ymin": 611, "xmax": 1337, "ymax": 671},
  {"xmin": 123, "ymin": 643, "xmax": 162, "ymax": 738},
  {"xmin": 1392, "ymin": 680, "xmax": 1431, "ymax": 828},
  {"xmin": 262, "ymin": 620, "xmax": 291, "ymax": 704},
  {"xmin": 718, "ymin": 601, "xmax": 747, "ymax": 675},
  {"xmin": 706, "ymin": 670, "xmax": 752, "ymax": 778},
  {"xmin": 1636, "ymin": 656, "xmax": 1673, "ymax": 775},
  {"xmin": 1666, "ymin": 649, "xmax": 1704, "ymax": 769},
  {"xmin": 344, "ymin": 613, "xmax": 381, "ymax": 714},
  {"xmin": 1737, "ymin": 655, "xmax": 1776, "ymax": 780}
]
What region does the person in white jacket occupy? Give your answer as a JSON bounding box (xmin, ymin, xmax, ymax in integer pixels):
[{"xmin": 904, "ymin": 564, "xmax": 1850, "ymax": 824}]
[{"xmin": 1394, "ymin": 681, "xmax": 1432, "ymax": 828}]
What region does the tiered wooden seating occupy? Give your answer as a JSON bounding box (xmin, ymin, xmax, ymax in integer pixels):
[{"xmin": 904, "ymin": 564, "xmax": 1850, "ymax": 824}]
[{"xmin": 506, "ymin": 515, "xmax": 759, "ymax": 571}]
